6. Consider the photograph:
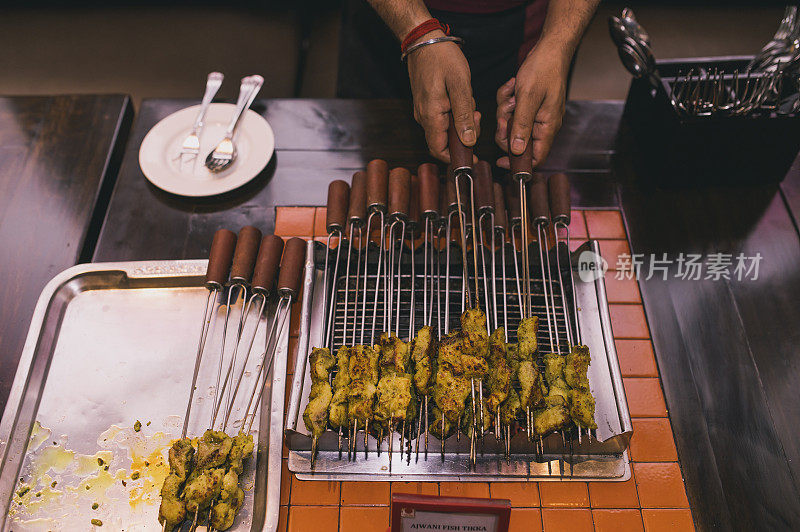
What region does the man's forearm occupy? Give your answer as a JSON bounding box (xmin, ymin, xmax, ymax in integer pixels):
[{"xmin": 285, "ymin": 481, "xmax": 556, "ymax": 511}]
[
  {"xmin": 536, "ymin": 0, "xmax": 601, "ymax": 59},
  {"xmin": 367, "ymin": 0, "xmax": 433, "ymax": 40}
]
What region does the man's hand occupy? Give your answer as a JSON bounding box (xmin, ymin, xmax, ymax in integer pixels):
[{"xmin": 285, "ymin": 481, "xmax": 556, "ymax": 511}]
[
  {"xmin": 408, "ymin": 32, "xmax": 480, "ymax": 163},
  {"xmin": 495, "ymin": 43, "xmax": 570, "ymax": 169}
]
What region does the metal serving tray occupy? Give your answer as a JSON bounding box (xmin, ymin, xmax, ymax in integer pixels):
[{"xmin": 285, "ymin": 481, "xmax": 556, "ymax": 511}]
[
  {"xmin": 285, "ymin": 241, "xmax": 633, "ymax": 482},
  {"xmin": 0, "ymin": 261, "xmax": 287, "ymax": 531}
]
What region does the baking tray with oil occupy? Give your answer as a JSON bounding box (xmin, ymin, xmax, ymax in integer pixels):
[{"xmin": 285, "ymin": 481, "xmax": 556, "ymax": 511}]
[{"xmin": 0, "ymin": 260, "xmax": 286, "ymax": 531}]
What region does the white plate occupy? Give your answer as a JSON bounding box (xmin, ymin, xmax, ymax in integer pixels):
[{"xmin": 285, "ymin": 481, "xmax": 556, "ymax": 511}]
[{"xmin": 139, "ymin": 103, "xmax": 275, "ymax": 197}]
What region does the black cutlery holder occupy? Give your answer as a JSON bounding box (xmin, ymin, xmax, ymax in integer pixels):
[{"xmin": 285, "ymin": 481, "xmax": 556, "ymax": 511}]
[{"xmin": 621, "ymin": 56, "xmax": 800, "ymax": 185}]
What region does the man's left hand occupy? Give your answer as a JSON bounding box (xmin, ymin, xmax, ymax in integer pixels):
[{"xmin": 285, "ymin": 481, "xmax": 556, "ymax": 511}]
[{"xmin": 495, "ymin": 43, "xmax": 570, "ymax": 169}]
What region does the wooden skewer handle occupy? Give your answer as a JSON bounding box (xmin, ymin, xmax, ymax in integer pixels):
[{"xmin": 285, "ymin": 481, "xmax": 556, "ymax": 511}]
[
  {"xmin": 418, "ymin": 163, "xmax": 440, "ymax": 217},
  {"xmin": 326, "ymin": 179, "xmax": 350, "ymax": 233},
  {"xmin": 204, "ymin": 229, "xmax": 237, "ymax": 288},
  {"xmin": 252, "ymin": 234, "xmax": 285, "ymax": 293},
  {"xmin": 230, "ymin": 225, "xmax": 262, "ymax": 283},
  {"xmin": 348, "ymin": 171, "xmax": 367, "ymax": 225},
  {"xmin": 548, "ymin": 173, "xmax": 571, "ymax": 225},
  {"xmin": 277, "ymin": 237, "xmax": 307, "ymax": 297},
  {"xmin": 388, "ymin": 167, "xmax": 411, "ymax": 219},
  {"xmin": 366, "ymin": 159, "xmax": 389, "ymax": 211}
]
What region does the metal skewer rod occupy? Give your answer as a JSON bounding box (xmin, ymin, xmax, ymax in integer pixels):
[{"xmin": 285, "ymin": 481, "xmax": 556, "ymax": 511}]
[
  {"xmin": 343, "ymin": 171, "xmax": 367, "ymax": 348},
  {"xmin": 386, "ymin": 167, "xmax": 411, "ymax": 336},
  {"xmin": 218, "ymin": 235, "xmax": 284, "ymax": 431},
  {"xmin": 417, "ymin": 163, "xmax": 440, "ymax": 461},
  {"xmin": 507, "ymin": 115, "xmax": 536, "ymax": 325},
  {"xmin": 360, "ymin": 160, "xmax": 389, "ymax": 344},
  {"xmin": 548, "ymin": 173, "xmax": 582, "ymax": 345},
  {"xmin": 322, "ymin": 180, "xmax": 350, "ymax": 350},
  {"xmin": 474, "ymin": 161, "xmax": 495, "ymax": 330},
  {"xmin": 527, "ymin": 175, "xmax": 557, "ymax": 354},
  {"xmin": 548, "ymin": 173, "xmax": 576, "ymax": 347},
  {"xmin": 407, "ymin": 174, "xmax": 421, "ymax": 339},
  {"xmin": 444, "ymin": 180, "xmax": 459, "ymax": 333},
  {"xmin": 505, "ymin": 182, "xmax": 525, "ymax": 326},
  {"xmin": 493, "ymin": 183, "xmax": 510, "ymax": 335},
  {"xmin": 211, "ymin": 226, "xmax": 262, "ymax": 429},
  {"xmin": 181, "ymin": 229, "xmax": 237, "ymax": 439},
  {"xmin": 419, "ymin": 163, "xmax": 440, "ymax": 328},
  {"xmin": 448, "ymin": 114, "xmax": 480, "ymax": 311}
]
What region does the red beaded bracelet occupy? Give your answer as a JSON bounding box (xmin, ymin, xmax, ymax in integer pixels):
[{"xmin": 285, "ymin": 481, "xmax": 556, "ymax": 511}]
[{"xmin": 401, "ymin": 18, "xmax": 451, "ymax": 55}]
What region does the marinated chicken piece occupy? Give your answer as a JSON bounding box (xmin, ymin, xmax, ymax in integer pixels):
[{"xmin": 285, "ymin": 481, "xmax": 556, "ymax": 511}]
[
  {"xmin": 438, "ymin": 331, "xmax": 488, "ymax": 379},
  {"xmin": 378, "ymin": 333, "xmax": 411, "ymax": 375},
  {"xmin": 158, "ymin": 473, "xmax": 186, "ymax": 532},
  {"xmin": 486, "ymin": 328, "xmax": 512, "ymax": 412},
  {"xmin": 506, "ymin": 342, "xmax": 520, "ymax": 376},
  {"xmin": 168, "ymin": 438, "xmax": 194, "ymax": 481},
  {"xmin": 348, "ymin": 344, "xmax": 380, "ymax": 384},
  {"xmin": 570, "ymin": 388, "xmax": 598, "ymax": 430},
  {"xmin": 533, "ymin": 405, "xmax": 571, "ymax": 435},
  {"xmin": 329, "ymin": 346, "xmax": 351, "ymax": 430},
  {"xmin": 332, "ymin": 346, "xmax": 351, "ymax": 389},
  {"xmin": 543, "ymin": 353, "xmax": 566, "ymax": 386},
  {"xmin": 210, "ymin": 485, "xmax": 244, "ymax": 530},
  {"xmin": 500, "ymin": 388, "xmax": 522, "ymax": 426},
  {"xmin": 460, "ymin": 309, "xmax": 489, "ymax": 358},
  {"xmin": 517, "ymin": 316, "xmax": 538, "ymax": 360},
  {"xmin": 545, "ymin": 378, "xmax": 570, "ymax": 407},
  {"xmin": 432, "ymin": 368, "xmax": 471, "ymax": 424},
  {"xmin": 183, "ymin": 467, "xmax": 226, "ymax": 513},
  {"xmin": 347, "ymin": 380, "xmax": 377, "ymax": 423},
  {"xmin": 411, "ymin": 326, "xmax": 437, "ymax": 395},
  {"xmin": 564, "ymin": 345, "xmax": 591, "ymax": 390},
  {"xmin": 329, "ymin": 388, "xmax": 349, "ymax": 430},
  {"xmin": 303, "ymin": 381, "xmax": 333, "ymax": 439},
  {"xmin": 226, "ymin": 433, "xmax": 254, "ymax": 475},
  {"xmin": 309, "ymin": 347, "xmax": 335, "ymax": 383},
  {"xmin": 428, "ymin": 406, "xmax": 455, "ymax": 439},
  {"xmin": 373, "ymin": 373, "xmax": 416, "ymax": 427},
  {"xmin": 517, "ymin": 360, "xmax": 546, "ymax": 409},
  {"xmin": 196, "ymin": 430, "xmax": 234, "ymax": 469}
]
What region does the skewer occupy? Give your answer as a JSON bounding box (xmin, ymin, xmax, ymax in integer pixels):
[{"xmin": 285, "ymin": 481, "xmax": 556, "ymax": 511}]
[
  {"xmin": 181, "ymin": 229, "xmax": 236, "ymax": 439},
  {"xmin": 322, "ymin": 180, "xmax": 350, "ymax": 350},
  {"xmin": 196, "ymin": 230, "xmax": 270, "ymax": 532},
  {"xmin": 407, "ymin": 174, "xmax": 421, "ymax": 339},
  {"xmin": 250, "ymin": 238, "xmax": 313, "ymax": 454},
  {"xmin": 531, "ymin": 175, "xmax": 560, "ymax": 353},
  {"xmin": 548, "ymin": 173, "xmax": 590, "ymax": 444},
  {"xmin": 416, "ymin": 163, "xmax": 440, "ymax": 461},
  {"xmin": 219, "ymin": 235, "xmax": 284, "ymax": 431},
  {"xmin": 211, "ymin": 226, "xmax": 262, "ymax": 429},
  {"xmin": 386, "ymin": 167, "xmax": 411, "ymax": 336},
  {"xmin": 474, "ymin": 161, "xmax": 495, "ymax": 331},
  {"xmin": 419, "ymin": 163, "xmax": 440, "ymax": 328},
  {"xmin": 447, "ymin": 114, "xmax": 480, "ymax": 310},
  {"xmin": 528, "ymin": 174, "xmax": 563, "ymax": 448},
  {"xmin": 444, "ymin": 179, "xmax": 460, "ymax": 332},
  {"xmin": 360, "ymin": 160, "xmax": 389, "ymax": 344},
  {"xmin": 507, "ymin": 115, "xmax": 534, "ymax": 323},
  {"xmin": 493, "ymin": 183, "xmax": 510, "ymax": 335},
  {"xmin": 345, "ymin": 171, "xmax": 367, "ymax": 347},
  {"xmin": 505, "ymin": 182, "xmax": 525, "ymax": 329}
]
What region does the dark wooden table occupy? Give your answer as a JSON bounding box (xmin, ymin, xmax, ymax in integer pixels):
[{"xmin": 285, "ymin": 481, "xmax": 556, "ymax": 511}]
[
  {"xmin": 0, "ymin": 94, "xmax": 132, "ymax": 413},
  {"xmin": 13, "ymin": 97, "xmax": 800, "ymax": 530}
]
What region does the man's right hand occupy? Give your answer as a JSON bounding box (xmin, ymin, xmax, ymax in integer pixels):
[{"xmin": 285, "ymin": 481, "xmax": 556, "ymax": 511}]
[{"xmin": 407, "ymin": 32, "xmax": 480, "ymax": 163}]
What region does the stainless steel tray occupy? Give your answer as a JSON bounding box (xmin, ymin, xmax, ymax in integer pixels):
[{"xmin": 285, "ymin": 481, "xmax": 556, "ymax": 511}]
[
  {"xmin": 285, "ymin": 241, "xmax": 633, "ymax": 481},
  {"xmin": 0, "ymin": 260, "xmax": 287, "ymax": 531}
]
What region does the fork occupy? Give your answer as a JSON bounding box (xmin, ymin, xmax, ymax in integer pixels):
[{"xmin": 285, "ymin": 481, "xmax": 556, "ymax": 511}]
[
  {"xmin": 205, "ymin": 75, "xmax": 264, "ymax": 173},
  {"xmin": 176, "ymin": 72, "xmax": 224, "ymax": 170},
  {"xmin": 747, "ymin": 6, "xmax": 798, "ymax": 71}
]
